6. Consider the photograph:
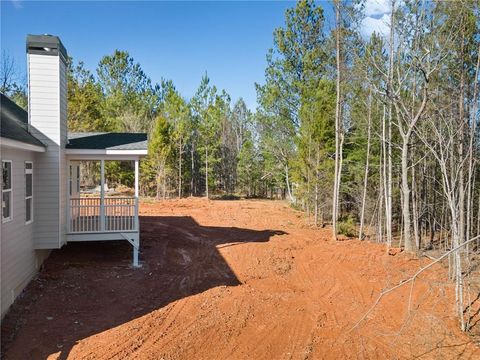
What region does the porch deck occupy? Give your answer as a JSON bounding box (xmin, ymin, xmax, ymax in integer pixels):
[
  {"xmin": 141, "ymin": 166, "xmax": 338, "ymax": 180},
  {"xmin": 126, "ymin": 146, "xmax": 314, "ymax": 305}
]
[{"xmin": 67, "ymin": 196, "xmax": 140, "ymax": 265}]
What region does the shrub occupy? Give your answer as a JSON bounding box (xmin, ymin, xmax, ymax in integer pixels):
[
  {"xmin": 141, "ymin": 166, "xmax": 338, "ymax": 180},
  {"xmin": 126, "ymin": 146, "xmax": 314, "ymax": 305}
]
[
  {"xmin": 338, "ymin": 216, "xmax": 356, "ymax": 237},
  {"xmin": 213, "ymin": 194, "xmax": 241, "ymax": 200}
]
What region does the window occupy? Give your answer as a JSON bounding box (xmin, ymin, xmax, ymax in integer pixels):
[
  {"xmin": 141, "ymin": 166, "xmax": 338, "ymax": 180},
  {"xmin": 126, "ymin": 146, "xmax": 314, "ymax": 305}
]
[
  {"xmin": 2, "ymin": 160, "xmax": 12, "ymax": 222},
  {"xmin": 25, "ymin": 162, "xmax": 33, "ymax": 224}
]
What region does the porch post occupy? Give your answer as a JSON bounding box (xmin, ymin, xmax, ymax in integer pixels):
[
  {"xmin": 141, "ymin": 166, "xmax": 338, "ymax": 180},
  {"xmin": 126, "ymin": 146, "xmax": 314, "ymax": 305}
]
[
  {"xmin": 67, "ymin": 161, "xmax": 71, "ymax": 233},
  {"xmin": 100, "ymin": 159, "xmax": 105, "ymax": 231},
  {"xmin": 133, "ymin": 241, "xmax": 139, "ymax": 267},
  {"xmin": 134, "ymin": 159, "xmax": 139, "ymax": 198},
  {"xmin": 134, "ymin": 159, "xmax": 139, "ymax": 232},
  {"xmin": 133, "ymin": 159, "xmax": 140, "ymax": 267}
]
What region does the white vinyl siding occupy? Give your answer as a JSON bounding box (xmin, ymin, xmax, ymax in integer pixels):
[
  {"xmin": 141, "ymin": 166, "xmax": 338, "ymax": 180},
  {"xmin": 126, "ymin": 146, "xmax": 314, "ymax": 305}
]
[
  {"xmin": 0, "ymin": 147, "xmax": 50, "ymax": 318},
  {"xmin": 28, "ymin": 52, "xmax": 68, "ymax": 249}
]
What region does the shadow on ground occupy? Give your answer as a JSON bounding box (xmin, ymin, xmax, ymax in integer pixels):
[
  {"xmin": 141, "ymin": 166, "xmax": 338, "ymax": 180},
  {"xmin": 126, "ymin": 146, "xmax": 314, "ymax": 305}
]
[{"xmin": 1, "ymin": 216, "xmax": 286, "ymax": 360}]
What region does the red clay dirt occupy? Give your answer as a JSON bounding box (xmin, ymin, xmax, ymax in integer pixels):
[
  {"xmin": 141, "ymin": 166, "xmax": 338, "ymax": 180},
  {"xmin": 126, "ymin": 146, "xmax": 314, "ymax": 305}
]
[{"xmin": 1, "ymin": 198, "xmax": 479, "ymax": 359}]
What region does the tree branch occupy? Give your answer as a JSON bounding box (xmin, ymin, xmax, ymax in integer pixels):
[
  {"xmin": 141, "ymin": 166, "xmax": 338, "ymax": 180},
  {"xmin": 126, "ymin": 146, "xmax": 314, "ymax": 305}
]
[{"xmin": 350, "ymin": 235, "xmax": 480, "ymax": 332}]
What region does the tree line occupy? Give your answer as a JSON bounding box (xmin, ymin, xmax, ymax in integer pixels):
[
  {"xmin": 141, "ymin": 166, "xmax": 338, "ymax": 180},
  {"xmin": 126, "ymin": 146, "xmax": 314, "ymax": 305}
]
[
  {"xmin": 255, "ymin": 0, "xmax": 479, "ymax": 331},
  {"xmin": 67, "ymin": 52, "xmax": 284, "ymax": 199},
  {"xmin": 1, "ymin": 0, "xmax": 479, "ymax": 330}
]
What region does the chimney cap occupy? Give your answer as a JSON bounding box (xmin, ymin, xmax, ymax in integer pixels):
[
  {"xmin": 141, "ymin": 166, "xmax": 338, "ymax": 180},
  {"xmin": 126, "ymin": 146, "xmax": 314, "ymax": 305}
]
[{"xmin": 26, "ymin": 34, "xmax": 68, "ymax": 60}]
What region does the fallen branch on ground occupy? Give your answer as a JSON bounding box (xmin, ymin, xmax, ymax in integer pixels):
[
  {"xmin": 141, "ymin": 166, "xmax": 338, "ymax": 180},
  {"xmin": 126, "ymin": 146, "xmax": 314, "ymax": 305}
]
[{"xmin": 350, "ymin": 234, "xmax": 480, "ymax": 332}]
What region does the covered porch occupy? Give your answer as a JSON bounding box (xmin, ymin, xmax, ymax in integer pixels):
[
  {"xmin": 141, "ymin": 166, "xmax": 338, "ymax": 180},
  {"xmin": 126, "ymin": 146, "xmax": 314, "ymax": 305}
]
[{"xmin": 66, "ymin": 132, "xmax": 148, "ymax": 267}]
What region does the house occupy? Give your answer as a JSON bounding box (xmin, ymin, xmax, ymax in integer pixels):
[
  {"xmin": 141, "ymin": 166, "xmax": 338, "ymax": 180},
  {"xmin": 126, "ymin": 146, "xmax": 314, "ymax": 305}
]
[{"xmin": 0, "ymin": 34, "xmax": 148, "ymax": 319}]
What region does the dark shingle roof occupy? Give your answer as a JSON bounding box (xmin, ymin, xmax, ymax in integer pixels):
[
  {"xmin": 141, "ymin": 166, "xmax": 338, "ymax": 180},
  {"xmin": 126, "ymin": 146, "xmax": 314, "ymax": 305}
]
[
  {"xmin": 67, "ymin": 132, "xmax": 148, "ymax": 150},
  {"xmin": 0, "ymin": 93, "xmax": 45, "ymax": 147}
]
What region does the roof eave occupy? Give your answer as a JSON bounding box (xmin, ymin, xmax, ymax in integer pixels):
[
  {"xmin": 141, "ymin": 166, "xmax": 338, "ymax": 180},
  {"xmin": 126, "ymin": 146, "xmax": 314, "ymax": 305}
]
[{"xmin": 1, "ymin": 136, "xmax": 46, "ymax": 153}]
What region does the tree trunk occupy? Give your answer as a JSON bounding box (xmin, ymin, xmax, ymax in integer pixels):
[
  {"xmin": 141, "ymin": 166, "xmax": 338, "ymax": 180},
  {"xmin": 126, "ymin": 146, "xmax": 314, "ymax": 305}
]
[
  {"xmin": 385, "ymin": 0, "xmax": 395, "ymax": 247},
  {"xmin": 156, "ymin": 171, "xmax": 161, "ymax": 200},
  {"xmin": 162, "ymin": 163, "xmax": 167, "ymax": 200},
  {"xmin": 306, "ymin": 133, "xmax": 312, "ymax": 223},
  {"xmin": 382, "ymin": 104, "xmax": 388, "ymax": 242},
  {"xmin": 314, "ymin": 149, "xmax": 320, "ymax": 227},
  {"xmin": 477, "ymin": 188, "xmax": 480, "ymax": 239},
  {"xmin": 448, "ymin": 203, "xmax": 465, "ymax": 330},
  {"xmin": 458, "ymin": 34, "xmax": 466, "ymax": 247},
  {"xmin": 466, "ymin": 45, "xmax": 480, "ymax": 248},
  {"xmin": 412, "ymin": 164, "xmax": 420, "ymax": 249},
  {"xmin": 205, "ymin": 147, "xmax": 209, "ymax": 199},
  {"xmin": 191, "ymin": 144, "xmax": 195, "ymax": 196},
  {"xmin": 332, "ymin": 0, "xmax": 343, "ymax": 240},
  {"xmin": 178, "ymin": 138, "xmax": 182, "ymax": 198},
  {"xmin": 359, "ymin": 91, "xmax": 372, "ymax": 240},
  {"xmin": 285, "ymin": 164, "xmax": 294, "ymax": 202},
  {"xmin": 401, "ymin": 139, "xmax": 414, "ymax": 252}
]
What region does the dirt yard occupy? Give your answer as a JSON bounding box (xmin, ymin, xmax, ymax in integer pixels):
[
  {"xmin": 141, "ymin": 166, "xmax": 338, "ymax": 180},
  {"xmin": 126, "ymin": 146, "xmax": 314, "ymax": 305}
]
[{"xmin": 1, "ymin": 198, "xmax": 479, "ymax": 359}]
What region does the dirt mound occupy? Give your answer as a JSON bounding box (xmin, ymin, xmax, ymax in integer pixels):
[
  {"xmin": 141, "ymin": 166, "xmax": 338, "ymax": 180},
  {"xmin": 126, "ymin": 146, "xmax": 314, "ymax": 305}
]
[{"xmin": 1, "ymin": 199, "xmax": 478, "ymax": 359}]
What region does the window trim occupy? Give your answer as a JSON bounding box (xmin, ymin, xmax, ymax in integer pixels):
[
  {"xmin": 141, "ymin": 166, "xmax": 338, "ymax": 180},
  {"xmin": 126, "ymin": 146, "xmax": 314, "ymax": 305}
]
[
  {"xmin": 2, "ymin": 160, "xmax": 13, "ymax": 223},
  {"xmin": 25, "ymin": 161, "xmax": 33, "ymax": 224}
]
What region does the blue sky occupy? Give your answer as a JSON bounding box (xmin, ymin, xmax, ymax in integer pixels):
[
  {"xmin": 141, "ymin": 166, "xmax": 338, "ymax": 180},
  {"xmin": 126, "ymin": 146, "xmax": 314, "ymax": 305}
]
[
  {"xmin": 1, "ymin": 1, "xmax": 386, "ymax": 110},
  {"xmin": 1, "ymin": 1, "xmax": 303, "ymax": 110}
]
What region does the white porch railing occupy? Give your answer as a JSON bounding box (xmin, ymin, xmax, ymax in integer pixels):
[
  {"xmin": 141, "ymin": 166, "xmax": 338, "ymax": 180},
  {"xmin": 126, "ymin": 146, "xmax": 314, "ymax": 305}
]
[{"xmin": 68, "ymin": 197, "xmax": 138, "ymax": 233}]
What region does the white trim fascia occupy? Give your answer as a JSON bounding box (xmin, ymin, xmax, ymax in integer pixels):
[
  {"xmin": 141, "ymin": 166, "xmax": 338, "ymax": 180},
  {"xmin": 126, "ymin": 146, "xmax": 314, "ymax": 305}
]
[
  {"xmin": 65, "ymin": 149, "xmax": 147, "ymax": 156},
  {"xmin": 66, "ymin": 155, "xmax": 144, "ymax": 161},
  {"xmin": 1, "ymin": 137, "xmax": 46, "ymax": 153},
  {"xmin": 66, "ymin": 154, "xmax": 146, "ymax": 161}
]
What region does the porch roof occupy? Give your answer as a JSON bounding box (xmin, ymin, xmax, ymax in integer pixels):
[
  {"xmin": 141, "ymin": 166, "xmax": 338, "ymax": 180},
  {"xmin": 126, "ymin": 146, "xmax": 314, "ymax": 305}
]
[{"xmin": 66, "ymin": 132, "xmax": 148, "ymax": 158}]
